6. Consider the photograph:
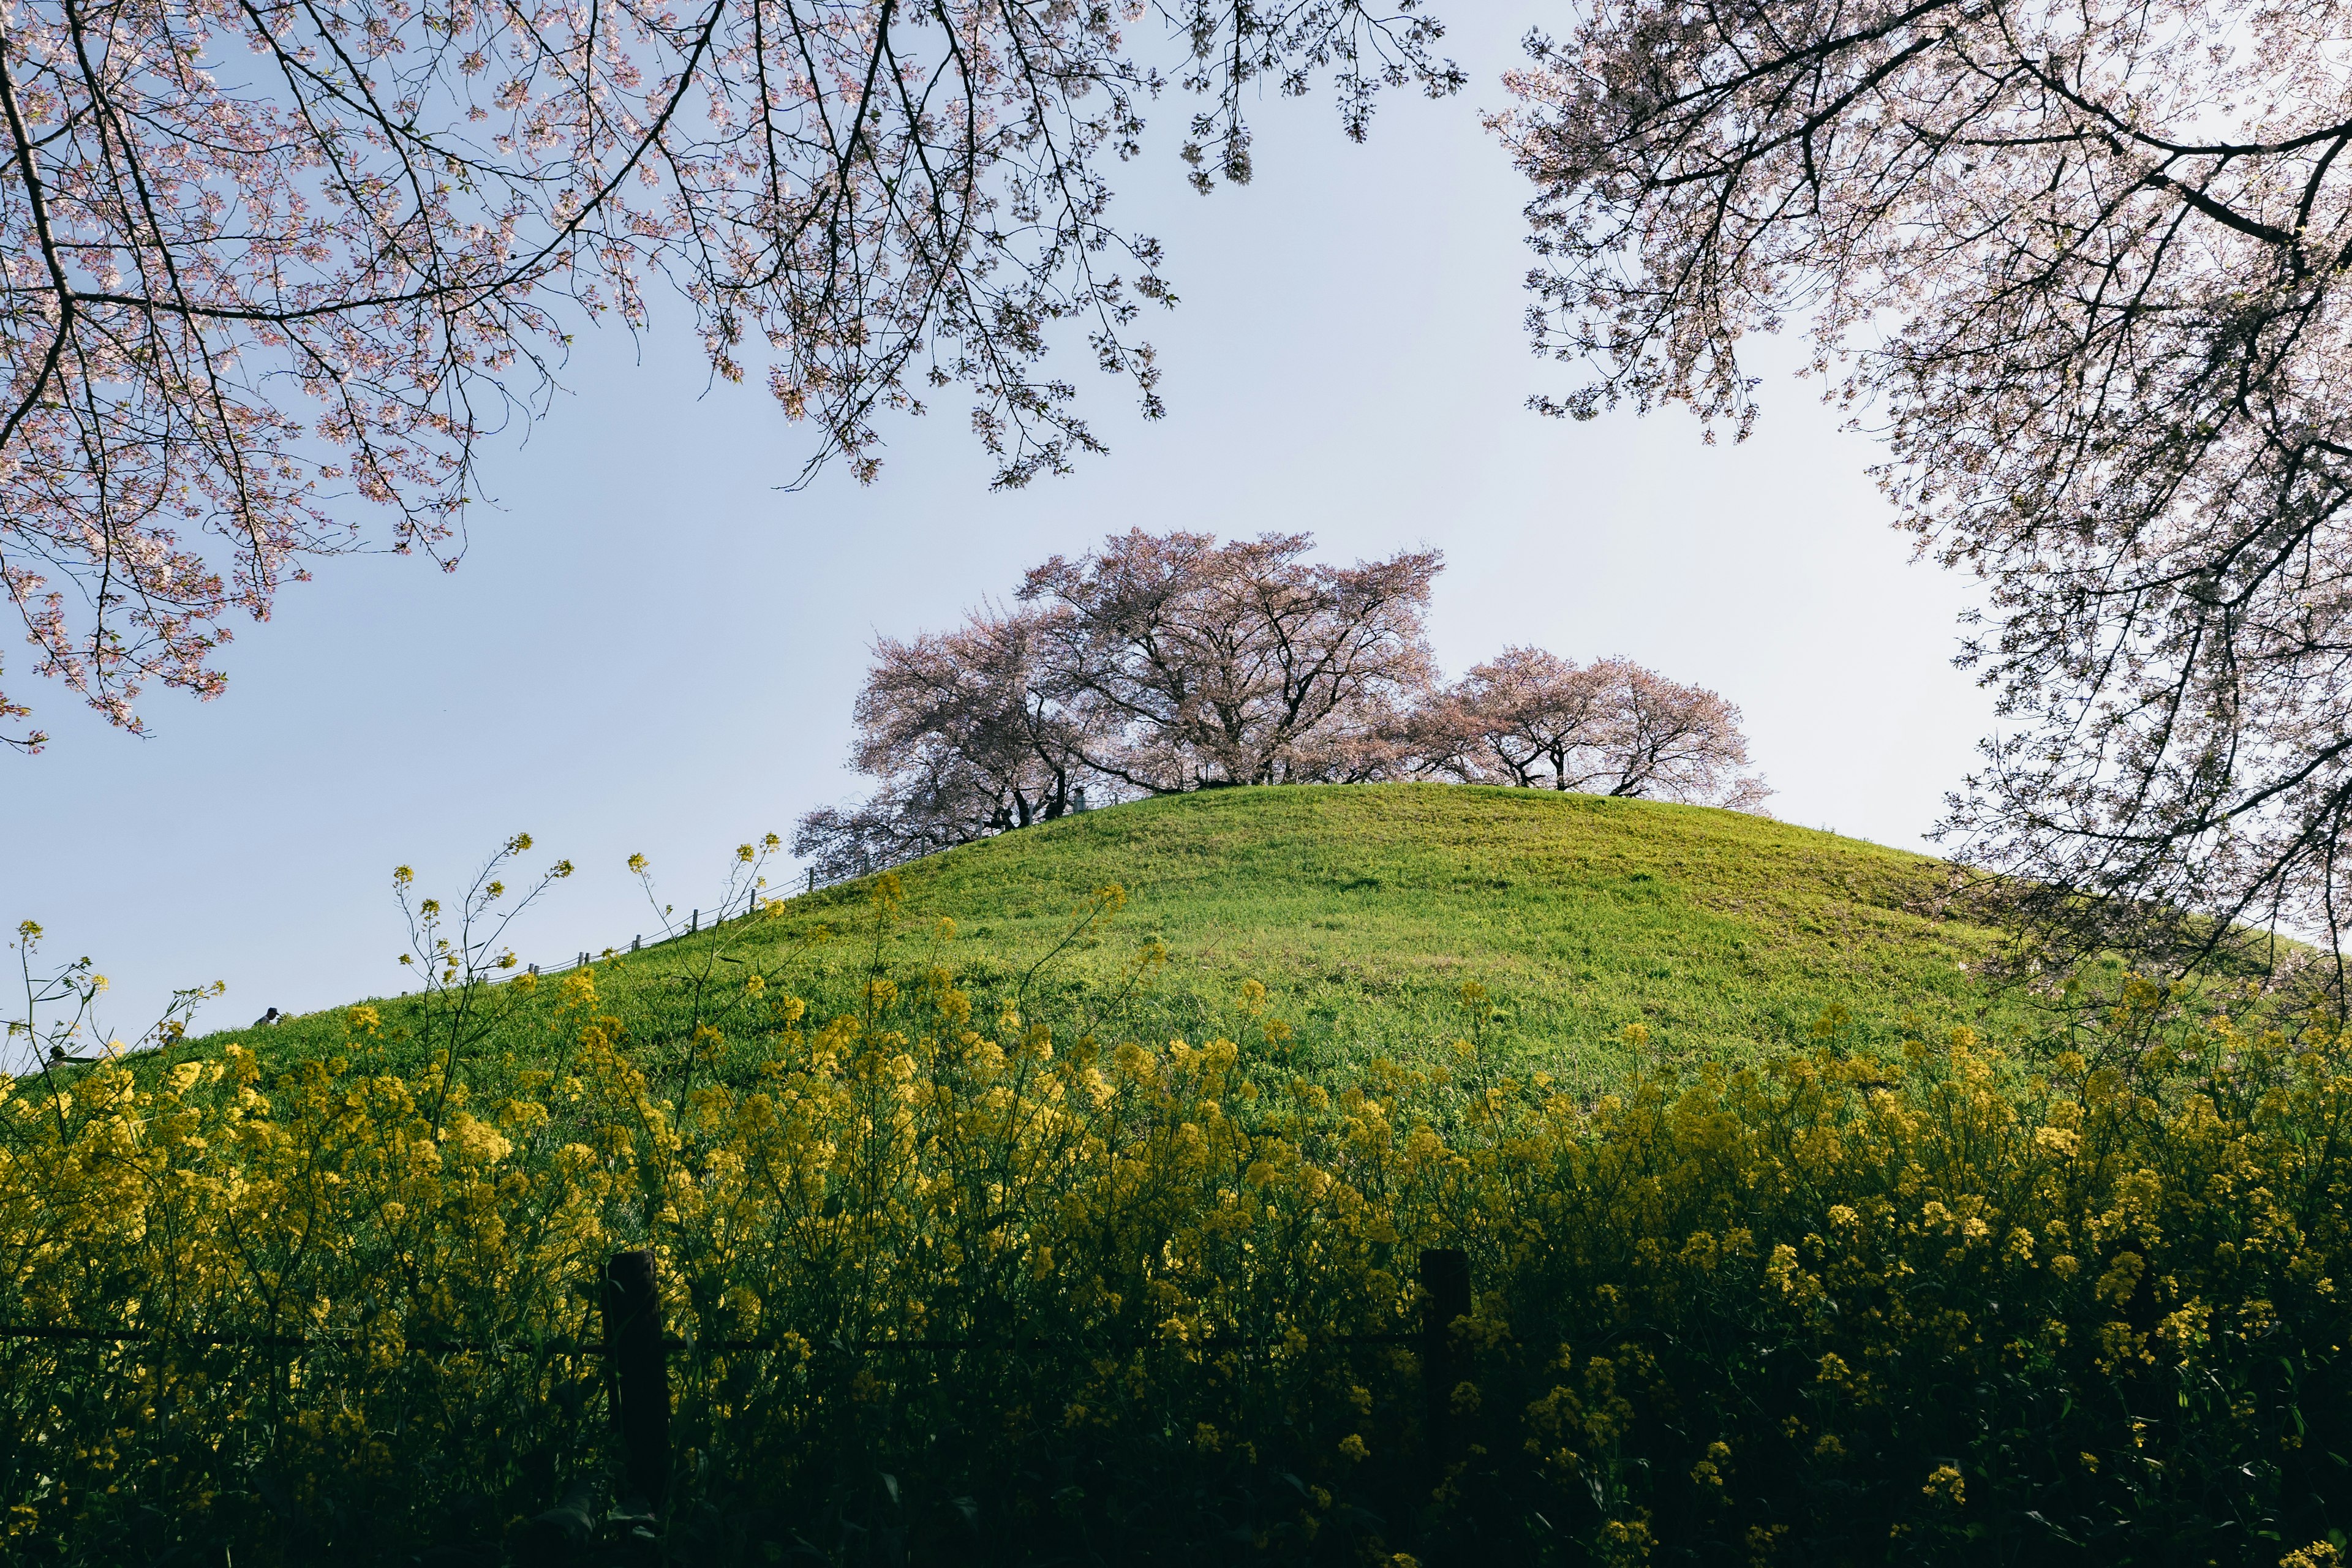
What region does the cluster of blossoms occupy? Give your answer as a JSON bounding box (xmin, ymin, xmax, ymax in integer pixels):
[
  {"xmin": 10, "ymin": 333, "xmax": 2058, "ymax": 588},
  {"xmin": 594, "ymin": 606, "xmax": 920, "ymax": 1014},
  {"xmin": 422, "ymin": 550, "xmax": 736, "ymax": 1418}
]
[
  {"xmin": 1, "ymin": 897, "xmax": 2347, "ymax": 1562},
  {"xmin": 801, "ymin": 530, "xmax": 1768, "ymax": 881},
  {"xmin": 0, "ymin": 0, "xmax": 1458, "ymax": 749}
]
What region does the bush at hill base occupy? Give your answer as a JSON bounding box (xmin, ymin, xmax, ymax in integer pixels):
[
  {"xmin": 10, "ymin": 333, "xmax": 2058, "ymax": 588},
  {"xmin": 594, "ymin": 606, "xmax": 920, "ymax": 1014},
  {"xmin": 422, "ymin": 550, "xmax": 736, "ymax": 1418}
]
[{"xmin": 3, "ymin": 890, "xmax": 2347, "ymax": 1566}]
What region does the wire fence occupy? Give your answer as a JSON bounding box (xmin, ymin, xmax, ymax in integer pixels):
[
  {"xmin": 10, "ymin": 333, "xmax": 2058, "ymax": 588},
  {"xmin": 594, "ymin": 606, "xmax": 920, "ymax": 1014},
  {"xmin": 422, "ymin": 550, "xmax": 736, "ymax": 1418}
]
[
  {"xmin": 0, "ymin": 1248, "xmax": 1480, "ymax": 1509},
  {"xmin": 500, "ymin": 865, "xmax": 831, "ymax": 986}
]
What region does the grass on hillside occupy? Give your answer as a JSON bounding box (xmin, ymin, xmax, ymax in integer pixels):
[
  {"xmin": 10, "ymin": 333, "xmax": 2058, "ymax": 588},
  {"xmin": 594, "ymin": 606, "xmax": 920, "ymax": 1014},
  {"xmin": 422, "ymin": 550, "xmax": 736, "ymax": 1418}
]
[
  {"xmin": 177, "ymin": 784, "xmax": 2048, "ymax": 1096},
  {"xmin": 23, "ymin": 786, "xmax": 2348, "ymax": 1568}
]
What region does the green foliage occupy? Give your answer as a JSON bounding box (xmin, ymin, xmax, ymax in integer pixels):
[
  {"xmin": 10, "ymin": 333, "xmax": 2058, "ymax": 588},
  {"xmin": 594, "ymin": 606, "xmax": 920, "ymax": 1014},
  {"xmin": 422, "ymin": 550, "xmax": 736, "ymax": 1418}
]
[
  {"xmin": 222, "ymin": 786, "xmax": 2034, "ymax": 1091},
  {"xmin": 795, "ymin": 785, "xmax": 2032, "ymax": 1077},
  {"xmin": 11, "ymin": 790, "xmax": 2337, "ymax": 1564},
  {"xmin": 6, "ymin": 865, "xmax": 2349, "ymax": 1565}
]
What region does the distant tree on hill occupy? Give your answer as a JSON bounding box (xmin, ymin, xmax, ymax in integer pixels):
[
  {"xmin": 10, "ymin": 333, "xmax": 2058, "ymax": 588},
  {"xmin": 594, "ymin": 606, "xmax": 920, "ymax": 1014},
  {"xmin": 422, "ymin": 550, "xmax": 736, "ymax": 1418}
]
[
  {"xmin": 856, "ymin": 610, "xmax": 1099, "ymax": 830},
  {"xmin": 797, "ymin": 529, "xmax": 1440, "ymax": 874},
  {"xmin": 1422, "ymin": 649, "xmax": 1770, "ymax": 811},
  {"xmin": 792, "ymin": 759, "xmax": 1038, "ymax": 886},
  {"xmin": 1413, "ymin": 646, "xmax": 1609, "ymax": 789},
  {"xmin": 799, "ymin": 533, "xmax": 1773, "ymax": 878},
  {"xmin": 1021, "ymin": 530, "xmax": 1442, "ymax": 792},
  {"xmin": 793, "ymin": 609, "xmax": 1104, "ymax": 881}
]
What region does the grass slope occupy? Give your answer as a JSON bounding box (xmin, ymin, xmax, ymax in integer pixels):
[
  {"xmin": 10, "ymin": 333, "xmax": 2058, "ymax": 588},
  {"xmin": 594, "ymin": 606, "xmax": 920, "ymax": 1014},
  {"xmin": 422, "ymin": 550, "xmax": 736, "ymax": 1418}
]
[
  {"xmin": 206, "ymin": 784, "xmax": 2035, "ymax": 1090},
  {"xmin": 815, "ymin": 783, "xmax": 2022, "ymax": 1072}
]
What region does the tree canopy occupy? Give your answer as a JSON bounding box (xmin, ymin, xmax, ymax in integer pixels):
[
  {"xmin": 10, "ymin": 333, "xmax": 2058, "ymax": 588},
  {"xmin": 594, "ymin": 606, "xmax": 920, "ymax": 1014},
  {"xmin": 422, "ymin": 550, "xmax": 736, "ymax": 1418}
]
[
  {"xmin": 796, "ymin": 529, "xmax": 1765, "ymax": 879},
  {"xmin": 0, "ymin": 0, "xmax": 1457, "ymax": 748},
  {"xmin": 1019, "ymin": 529, "xmax": 1441, "ymax": 794},
  {"xmin": 1498, "ymin": 0, "xmax": 2352, "ymax": 994},
  {"xmin": 1418, "ymin": 647, "xmax": 1768, "ymax": 810}
]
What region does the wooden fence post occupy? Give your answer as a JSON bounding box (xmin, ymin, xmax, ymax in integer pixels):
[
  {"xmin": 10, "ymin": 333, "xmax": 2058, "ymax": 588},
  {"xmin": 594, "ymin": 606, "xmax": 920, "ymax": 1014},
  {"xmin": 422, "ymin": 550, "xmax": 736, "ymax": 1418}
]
[
  {"xmin": 1420, "ymin": 1246, "xmax": 1471, "ymax": 1479},
  {"xmin": 603, "ymin": 1250, "xmax": 669, "ymax": 1510}
]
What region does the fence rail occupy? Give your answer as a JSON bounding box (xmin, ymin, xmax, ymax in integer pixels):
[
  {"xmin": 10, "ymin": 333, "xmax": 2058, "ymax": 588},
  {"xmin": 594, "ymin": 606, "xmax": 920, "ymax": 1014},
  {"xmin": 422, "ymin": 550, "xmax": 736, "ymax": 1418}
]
[
  {"xmin": 0, "ymin": 1246, "xmax": 1477, "ymax": 1506},
  {"xmin": 507, "ymin": 869, "xmax": 824, "ymax": 986},
  {"xmin": 0, "ymin": 1325, "xmax": 1427, "ymax": 1354}
]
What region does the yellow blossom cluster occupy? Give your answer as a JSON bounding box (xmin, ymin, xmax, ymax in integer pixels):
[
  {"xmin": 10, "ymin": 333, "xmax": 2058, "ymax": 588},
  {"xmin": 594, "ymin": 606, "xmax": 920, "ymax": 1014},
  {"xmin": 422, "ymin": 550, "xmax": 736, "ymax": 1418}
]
[{"xmin": 1, "ymin": 937, "xmax": 2346, "ymax": 1564}]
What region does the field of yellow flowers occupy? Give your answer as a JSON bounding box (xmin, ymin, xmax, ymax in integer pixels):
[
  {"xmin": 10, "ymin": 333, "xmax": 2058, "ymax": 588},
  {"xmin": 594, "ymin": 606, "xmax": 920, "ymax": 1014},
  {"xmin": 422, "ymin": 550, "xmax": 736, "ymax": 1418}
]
[{"xmin": 4, "ymin": 880, "xmax": 2348, "ymax": 1566}]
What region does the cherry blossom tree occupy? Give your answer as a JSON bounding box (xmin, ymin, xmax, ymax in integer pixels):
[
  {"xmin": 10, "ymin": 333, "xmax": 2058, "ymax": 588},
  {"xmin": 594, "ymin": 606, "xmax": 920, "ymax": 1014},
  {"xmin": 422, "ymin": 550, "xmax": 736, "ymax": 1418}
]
[
  {"xmin": 0, "ymin": 1, "xmax": 1458, "ymax": 750},
  {"xmin": 794, "ymin": 607, "xmax": 1104, "ymax": 879},
  {"xmin": 1020, "ymin": 528, "xmax": 1442, "ymax": 791},
  {"xmin": 1494, "ymin": 2, "xmax": 2352, "ymax": 990},
  {"xmin": 799, "ymin": 527, "xmax": 1440, "ymax": 873},
  {"xmin": 1602, "ymin": 658, "xmax": 1771, "ymax": 809},
  {"xmin": 797, "ymin": 536, "xmax": 1778, "ymax": 877},
  {"xmin": 1425, "ymin": 646, "xmax": 1768, "ymax": 809},
  {"xmin": 792, "ymin": 756, "xmax": 1045, "ymax": 885},
  {"xmin": 1414, "ymin": 644, "xmax": 1608, "ymax": 789},
  {"xmin": 858, "ymin": 609, "xmax": 1097, "ymax": 827}
]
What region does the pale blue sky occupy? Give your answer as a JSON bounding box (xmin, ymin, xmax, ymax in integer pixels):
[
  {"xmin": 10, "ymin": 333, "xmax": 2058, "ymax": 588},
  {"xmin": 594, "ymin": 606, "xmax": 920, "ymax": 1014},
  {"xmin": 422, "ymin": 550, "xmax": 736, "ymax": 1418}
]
[{"xmin": 5, "ymin": 9, "xmax": 1992, "ymax": 1043}]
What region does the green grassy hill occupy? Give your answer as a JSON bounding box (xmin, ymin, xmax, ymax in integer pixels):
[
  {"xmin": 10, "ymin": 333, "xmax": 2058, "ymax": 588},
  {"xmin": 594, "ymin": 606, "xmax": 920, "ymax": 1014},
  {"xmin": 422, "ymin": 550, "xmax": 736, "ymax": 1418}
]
[{"xmin": 209, "ymin": 784, "xmax": 2038, "ymax": 1091}]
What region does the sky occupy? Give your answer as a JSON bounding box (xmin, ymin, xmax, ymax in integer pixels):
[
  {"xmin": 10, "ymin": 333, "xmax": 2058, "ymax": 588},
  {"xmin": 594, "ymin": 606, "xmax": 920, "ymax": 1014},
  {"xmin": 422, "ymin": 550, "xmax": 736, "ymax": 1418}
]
[{"xmin": 3, "ymin": 8, "xmax": 1995, "ymax": 1050}]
